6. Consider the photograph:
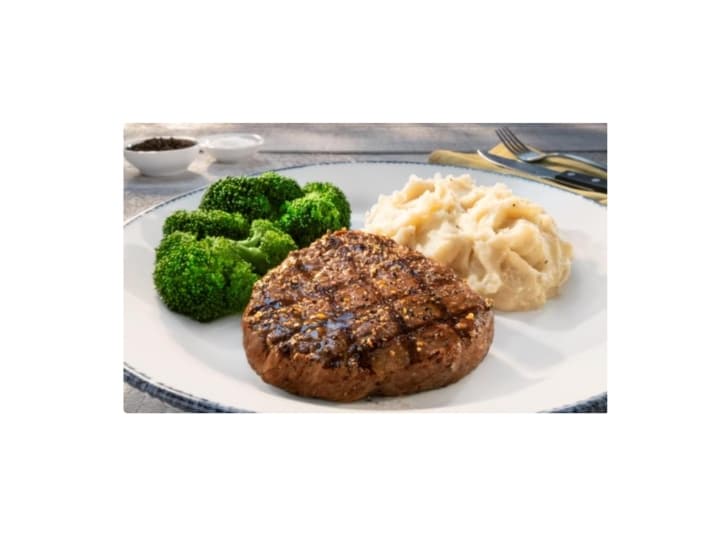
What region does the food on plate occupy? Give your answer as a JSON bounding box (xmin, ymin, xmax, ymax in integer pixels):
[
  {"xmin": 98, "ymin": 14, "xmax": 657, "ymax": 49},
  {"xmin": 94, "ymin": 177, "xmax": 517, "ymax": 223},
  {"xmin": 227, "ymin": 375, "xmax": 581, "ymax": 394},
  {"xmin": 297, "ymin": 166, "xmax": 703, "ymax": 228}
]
[
  {"xmin": 154, "ymin": 232, "xmax": 260, "ymax": 322},
  {"xmin": 364, "ymin": 174, "xmax": 573, "ymax": 311},
  {"xmin": 154, "ymin": 221, "xmax": 296, "ymax": 322},
  {"xmin": 163, "ymin": 209, "xmax": 249, "ymax": 240},
  {"xmin": 199, "ymin": 173, "xmax": 351, "ymax": 247},
  {"xmin": 127, "ymin": 137, "xmax": 196, "ymax": 151},
  {"xmin": 277, "ymin": 182, "xmax": 352, "ymax": 247},
  {"xmin": 153, "ymin": 171, "xmax": 353, "ymax": 321},
  {"xmin": 200, "ymin": 172, "xmax": 304, "ymax": 221},
  {"xmin": 231, "ymin": 219, "xmax": 298, "ymax": 275},
  {"xmin": 242, "ymin": 230, "xmax": 494, "ymax": 402},
  {"xmin": 302, "ymin": 182, "xmax": 353, "ymax": 228}
]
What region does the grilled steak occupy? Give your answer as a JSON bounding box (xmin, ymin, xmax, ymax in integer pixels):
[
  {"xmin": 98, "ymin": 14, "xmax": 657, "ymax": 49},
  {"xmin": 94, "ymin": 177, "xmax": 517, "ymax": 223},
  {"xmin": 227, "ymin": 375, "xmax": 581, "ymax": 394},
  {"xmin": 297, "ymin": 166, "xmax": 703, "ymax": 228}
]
[{"xmin": 242, "ymin": 230, "xmax": 494, "ymax": 402}]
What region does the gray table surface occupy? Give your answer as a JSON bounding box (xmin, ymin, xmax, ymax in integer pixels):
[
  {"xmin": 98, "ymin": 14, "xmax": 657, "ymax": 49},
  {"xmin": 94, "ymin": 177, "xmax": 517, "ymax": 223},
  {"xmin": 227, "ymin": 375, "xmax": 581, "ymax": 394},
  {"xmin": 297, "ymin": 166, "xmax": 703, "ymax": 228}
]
[{"xmin": 124, "ymin": 123, "xmax": 607, "ymax": 413}]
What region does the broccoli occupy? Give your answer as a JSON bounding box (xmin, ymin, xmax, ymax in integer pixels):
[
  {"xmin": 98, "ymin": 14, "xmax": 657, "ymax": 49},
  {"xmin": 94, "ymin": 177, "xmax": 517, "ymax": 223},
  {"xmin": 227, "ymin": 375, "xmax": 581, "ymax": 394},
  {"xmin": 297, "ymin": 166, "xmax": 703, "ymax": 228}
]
[
  {"xmin": 254, "ymin": 172, "xmax": 304, "ymax": 214},
  {"xmin": 156, "ymin": 173, "xmax": 351, "ymax": 322},
  {"xmin": 199, "ymin": 172, "xmax": 303, "ymax": 220},
  {"xmin": 153, "ymin": 231, "xmax": 259, "ymax": 322},
  {"xmin": 162, "ymin": 209, "xmax": 249, "ymax": 240},
  {"xmin": 302, "ymin": 182, "xmax": 351, "ymax": 229},
  {"xmin": 199, "ymin": 176, "xmax": 271, "ymax": 220},
  {"xmin": 155, "ymin": 224, "xmax": 190, "ymax": 261},
  {"xmin": 231, "ymin": 219, "xmax": 297, "ymax": 275},
  {"xmin": 277, "ymin": 190, "xmax": 345, "ymax": 248}
]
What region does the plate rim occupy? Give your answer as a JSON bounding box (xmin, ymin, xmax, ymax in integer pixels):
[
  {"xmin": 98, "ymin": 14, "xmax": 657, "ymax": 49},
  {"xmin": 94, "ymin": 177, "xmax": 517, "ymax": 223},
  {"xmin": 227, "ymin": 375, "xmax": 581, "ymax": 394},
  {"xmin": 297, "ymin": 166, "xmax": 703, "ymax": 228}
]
[{"xmin": 124, "ymin": 160, "xmax": 607, "ymax": 413}]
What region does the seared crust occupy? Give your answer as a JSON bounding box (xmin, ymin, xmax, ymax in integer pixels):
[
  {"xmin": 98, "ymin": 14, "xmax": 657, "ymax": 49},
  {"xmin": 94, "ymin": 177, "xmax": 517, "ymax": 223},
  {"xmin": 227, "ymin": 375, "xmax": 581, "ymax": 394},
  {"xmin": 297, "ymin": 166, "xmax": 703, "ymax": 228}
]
[{"xmin": 242, "ymin": 230, "xmax": 494, "ymax": 402}]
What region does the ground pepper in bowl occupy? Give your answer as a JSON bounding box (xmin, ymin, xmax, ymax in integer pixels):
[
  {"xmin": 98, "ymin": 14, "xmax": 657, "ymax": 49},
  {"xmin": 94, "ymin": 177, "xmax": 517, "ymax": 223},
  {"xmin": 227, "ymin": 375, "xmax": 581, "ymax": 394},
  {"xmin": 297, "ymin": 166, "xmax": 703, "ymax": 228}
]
[{"xmin": 128, "ymin": 137, "xmax": 197, "ymax": 152}]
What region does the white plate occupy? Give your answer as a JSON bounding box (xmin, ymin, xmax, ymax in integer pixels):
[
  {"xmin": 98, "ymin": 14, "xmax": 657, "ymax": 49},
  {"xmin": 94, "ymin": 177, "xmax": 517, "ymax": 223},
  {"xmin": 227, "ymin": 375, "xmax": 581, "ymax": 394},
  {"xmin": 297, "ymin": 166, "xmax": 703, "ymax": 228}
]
[{"xmin": 124, "ymin": 162, "xmax": 607, "ymax": 412}]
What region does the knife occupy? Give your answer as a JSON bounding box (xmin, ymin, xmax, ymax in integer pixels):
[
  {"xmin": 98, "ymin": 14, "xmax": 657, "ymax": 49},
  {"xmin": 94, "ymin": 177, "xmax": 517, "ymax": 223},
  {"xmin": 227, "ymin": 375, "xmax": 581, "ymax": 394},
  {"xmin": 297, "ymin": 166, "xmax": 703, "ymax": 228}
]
[{"xmin": 477, "ymin": 150, "xmax": 607, "ymax": 193}]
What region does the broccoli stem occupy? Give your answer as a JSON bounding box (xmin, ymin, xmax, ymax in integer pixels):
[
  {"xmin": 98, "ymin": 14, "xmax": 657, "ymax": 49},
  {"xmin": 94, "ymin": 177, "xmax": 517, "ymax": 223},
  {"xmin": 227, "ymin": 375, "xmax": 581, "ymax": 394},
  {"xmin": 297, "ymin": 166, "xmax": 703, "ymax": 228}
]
[{"xmin": 231, "ymin": 244, "xmax": 271, "ymax": 275}]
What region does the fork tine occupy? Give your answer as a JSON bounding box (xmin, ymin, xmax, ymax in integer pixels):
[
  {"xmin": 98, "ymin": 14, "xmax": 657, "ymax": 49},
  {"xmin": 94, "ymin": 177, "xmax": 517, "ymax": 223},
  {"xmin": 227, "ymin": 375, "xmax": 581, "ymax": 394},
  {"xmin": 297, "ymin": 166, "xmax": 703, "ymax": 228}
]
[
  {"xmin": 497, "ymin": 128, "xmax": 520, "ymax": 154},
  {"xmin": 501, "ymin": 127, "xmax": 530, "ymax": 153},
  {"xmin": 496, "ymin": 128, "xmax": 522, "ymax": 155},
  {"xmin": 495, "ymin": 128, "xmax": 512, "ymax": 151}
]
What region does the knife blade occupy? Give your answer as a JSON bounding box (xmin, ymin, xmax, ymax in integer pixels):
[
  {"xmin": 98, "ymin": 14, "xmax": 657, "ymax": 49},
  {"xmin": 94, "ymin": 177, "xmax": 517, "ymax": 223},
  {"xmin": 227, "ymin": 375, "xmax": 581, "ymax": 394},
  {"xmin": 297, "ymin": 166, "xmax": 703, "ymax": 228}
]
[{"xmin": 477, "ymin": 150, "xmax": 607, "ymax": 193}]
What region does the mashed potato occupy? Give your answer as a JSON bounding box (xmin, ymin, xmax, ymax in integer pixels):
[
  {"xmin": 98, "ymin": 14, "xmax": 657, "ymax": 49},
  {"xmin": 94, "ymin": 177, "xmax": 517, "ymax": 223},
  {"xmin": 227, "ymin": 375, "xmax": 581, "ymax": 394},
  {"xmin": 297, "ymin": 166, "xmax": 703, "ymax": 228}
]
[{"xmin": 363, "ymin": 174, "xmax": 573, "ymax": 311}]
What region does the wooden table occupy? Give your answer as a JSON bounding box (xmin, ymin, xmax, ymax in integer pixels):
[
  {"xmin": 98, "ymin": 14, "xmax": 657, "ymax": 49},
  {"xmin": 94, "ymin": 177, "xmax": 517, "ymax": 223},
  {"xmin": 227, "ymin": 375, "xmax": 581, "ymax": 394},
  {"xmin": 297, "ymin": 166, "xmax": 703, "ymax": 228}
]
[{"xmin": 124, "ymin": 123, "xmax": 607, "ymax": 413}]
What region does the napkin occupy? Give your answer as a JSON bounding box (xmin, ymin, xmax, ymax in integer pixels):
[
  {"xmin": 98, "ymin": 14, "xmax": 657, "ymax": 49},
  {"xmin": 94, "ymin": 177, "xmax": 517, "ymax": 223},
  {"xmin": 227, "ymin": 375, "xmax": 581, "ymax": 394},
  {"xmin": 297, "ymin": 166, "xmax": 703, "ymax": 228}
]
[{"xmin": 428, "ymin": 143, "xmax": 607, "ymax": 205}]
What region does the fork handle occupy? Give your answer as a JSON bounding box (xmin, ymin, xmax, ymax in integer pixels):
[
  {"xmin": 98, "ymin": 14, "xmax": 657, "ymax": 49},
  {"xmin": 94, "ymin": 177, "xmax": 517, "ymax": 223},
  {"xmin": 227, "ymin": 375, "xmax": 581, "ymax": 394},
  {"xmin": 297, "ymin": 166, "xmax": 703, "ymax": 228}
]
[{"xmin": 548, "ymin": 152, "xmax": 607, "ymax": 172}]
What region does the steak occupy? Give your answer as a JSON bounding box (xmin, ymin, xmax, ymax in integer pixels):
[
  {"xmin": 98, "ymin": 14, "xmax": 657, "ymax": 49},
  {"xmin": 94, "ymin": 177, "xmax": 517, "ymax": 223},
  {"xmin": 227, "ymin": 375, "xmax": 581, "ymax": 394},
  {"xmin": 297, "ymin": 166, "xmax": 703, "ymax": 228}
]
[{"xmin": 242, "ymin": 230, "xmax": 494, "ymax": 402}]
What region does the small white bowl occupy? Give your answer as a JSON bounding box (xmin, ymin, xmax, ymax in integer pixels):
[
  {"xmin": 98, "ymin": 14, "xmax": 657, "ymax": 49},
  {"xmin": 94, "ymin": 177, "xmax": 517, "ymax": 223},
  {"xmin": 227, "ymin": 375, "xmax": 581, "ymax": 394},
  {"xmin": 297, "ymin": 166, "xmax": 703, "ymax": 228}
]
[
  {"xmin": 200, "ymin": 133, "xmax": 264, "ymax": 163},
  {"xmin": 124, "ymin": 137, "xmax": 200, "ymax": 176}
]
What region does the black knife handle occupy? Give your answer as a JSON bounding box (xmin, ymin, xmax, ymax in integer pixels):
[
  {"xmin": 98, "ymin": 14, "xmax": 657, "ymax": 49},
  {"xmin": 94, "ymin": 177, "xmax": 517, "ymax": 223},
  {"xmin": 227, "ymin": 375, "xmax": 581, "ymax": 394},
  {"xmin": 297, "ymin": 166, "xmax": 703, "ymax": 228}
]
[{"xmin": 554, "ymin": 170, "xmax": 607, "ymax": 193}]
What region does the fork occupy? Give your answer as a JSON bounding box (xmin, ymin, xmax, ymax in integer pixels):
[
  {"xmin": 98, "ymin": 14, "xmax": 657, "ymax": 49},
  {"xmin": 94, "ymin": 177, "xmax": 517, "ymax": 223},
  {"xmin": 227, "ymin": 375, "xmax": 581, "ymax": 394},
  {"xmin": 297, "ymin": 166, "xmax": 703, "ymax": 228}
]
[{"xmin": 496, "ymin": 127, "xmax": 607, "ymax": 172}]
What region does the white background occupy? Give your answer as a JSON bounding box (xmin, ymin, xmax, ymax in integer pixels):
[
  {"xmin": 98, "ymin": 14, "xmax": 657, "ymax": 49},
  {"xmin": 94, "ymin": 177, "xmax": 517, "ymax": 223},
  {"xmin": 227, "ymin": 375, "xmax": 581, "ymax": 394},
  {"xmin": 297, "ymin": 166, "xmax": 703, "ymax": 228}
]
[{"xmin": 2, "ymin": 1, "xmax": 719, "ymax": 539}]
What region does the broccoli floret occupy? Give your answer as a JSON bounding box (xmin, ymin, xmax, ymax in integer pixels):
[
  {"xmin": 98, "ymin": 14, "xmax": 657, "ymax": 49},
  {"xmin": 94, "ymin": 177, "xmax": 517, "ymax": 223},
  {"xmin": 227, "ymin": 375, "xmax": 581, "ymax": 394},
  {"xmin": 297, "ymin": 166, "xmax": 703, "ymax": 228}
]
[
  {"xmin": 162, "ymin": 209, "xmax": 249, "ymax": 240},
  {"xmin": 199, "ymin": 176, "xmax": 271, "ymax": 220},
  {"xmin": 153, "ymin": 231, "xmax": 258, "ymax": 322},
  {"xmin": 199, "ymin": 173, "xmax": 302, "ymax": 220},
  {"xmin": 155, "ymin": 225, "xmax": 192, "ymax": 262},
  {"xmin": 303, "ymin": 182, "xmax": 352, "ymax": 229},
  {"xmin": 232, "ymin": 219, "xmax": 297, "ymax": 275},
  {"xmin": 277, "ymin": 191, "xmax": 345, "ymax": 248},
  {"xmin": 254, "ymin": 172, "xmax": 304, "ymax": 213}
]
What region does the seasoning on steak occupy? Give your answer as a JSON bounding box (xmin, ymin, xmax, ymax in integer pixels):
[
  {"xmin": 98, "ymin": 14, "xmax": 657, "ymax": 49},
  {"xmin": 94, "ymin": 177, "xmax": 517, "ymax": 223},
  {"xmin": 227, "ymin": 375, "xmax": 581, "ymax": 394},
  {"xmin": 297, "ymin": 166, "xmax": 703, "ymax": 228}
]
[{"xmin": 242, "ymin": 230, "xmax": 494, "ymax": 402}]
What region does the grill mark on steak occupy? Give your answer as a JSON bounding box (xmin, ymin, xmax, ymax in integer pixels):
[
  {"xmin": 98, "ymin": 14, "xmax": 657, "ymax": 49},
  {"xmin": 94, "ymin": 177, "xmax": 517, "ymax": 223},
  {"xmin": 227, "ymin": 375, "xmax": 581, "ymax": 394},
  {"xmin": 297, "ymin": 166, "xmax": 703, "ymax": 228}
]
[
  {"xmin": 304, "ymin": 240, "xmax": 417, "ymax": 372},
  {"xmin": 322, "ymin": 248, "xmax": 365, "ymax": 371},
  {"xmin": 243, "ymin": 230, "xmax": 494, "ymax": 402},
  {"xmin": 424, "ymin": 279, "xmax": 475, "ymax": 343},
  {"xmin": 247, "ymin": 232, "xmax": 489, "ymax": 368},
  {"xmin": 362, "ymin": 256, "xmax": 423, "ymax": 366}
]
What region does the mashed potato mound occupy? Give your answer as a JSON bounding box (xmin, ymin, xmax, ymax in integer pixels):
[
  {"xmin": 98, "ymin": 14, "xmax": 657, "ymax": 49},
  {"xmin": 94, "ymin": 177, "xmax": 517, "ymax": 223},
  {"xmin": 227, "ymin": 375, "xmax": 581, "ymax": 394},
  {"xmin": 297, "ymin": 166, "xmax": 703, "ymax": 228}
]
[{"xmin": 363, "ymin": 174, "xmax": 573, "ymax": 311}]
